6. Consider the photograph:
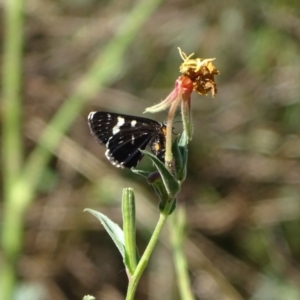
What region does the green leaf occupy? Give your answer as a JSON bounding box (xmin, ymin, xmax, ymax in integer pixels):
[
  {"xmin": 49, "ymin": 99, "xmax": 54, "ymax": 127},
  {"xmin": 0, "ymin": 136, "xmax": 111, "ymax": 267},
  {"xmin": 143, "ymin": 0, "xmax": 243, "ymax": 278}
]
[
  {"xmin": 140, "ymin": 150, "xmax": 180, "ymax": 198},
  {"xmin": 84, "ymin": 209, "xmax": 125, "ymax": 259},
  {"xmin": 147, "ymin": 171, "xmax": 170, "ymax": 207},
  {"xmin": 172, "ymin": 136, "xmax": 183, "ymax": 180},
  {"xmin": 181, "ymin": 101, "xmax": 193, "ymax": 141},
  {"xmin": 131, "ymin": 169, "xmax": 151, "ymax": 178},
  {"xmin": 177, "ymin": 131, "xmax": 188, "ymax": 182},
  {"xmin": 172, "ymin": 135, "xmax": 183, "ymax": 162},
  {"xmin": 178, "ymin": 129, "xmax": 188, "ymax": 149}
]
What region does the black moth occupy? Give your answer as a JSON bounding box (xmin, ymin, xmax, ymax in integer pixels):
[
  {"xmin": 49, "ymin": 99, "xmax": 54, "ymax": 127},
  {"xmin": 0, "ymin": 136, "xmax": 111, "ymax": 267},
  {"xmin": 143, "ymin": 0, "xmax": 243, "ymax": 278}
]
[{"xmin": 87, "ymin": 111, "xmax": 166, "ymax": 169}]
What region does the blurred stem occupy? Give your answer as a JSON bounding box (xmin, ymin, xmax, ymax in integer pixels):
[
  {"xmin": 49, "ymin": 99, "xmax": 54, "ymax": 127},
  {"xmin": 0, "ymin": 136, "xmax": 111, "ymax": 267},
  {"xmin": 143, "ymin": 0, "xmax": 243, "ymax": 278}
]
[
  {"xmin": 126, "ymin": 198, "xmax": 174, "ymax": 300},
  {"xmin": 0, "ymin": 0, "xmax": 163, "ymax": 298},
  {"xmin": 170, "ymin": 207, "xmax": 195, "ymax": 300},
  {"xmin": 186, "ymin": 239, "xmax": 244, "ymax": 300},
  {"xmin": 0, "ymin": 0, "xmax": 24, "ymax": 299},
  {"xmin": 1, "ymin": 0, "xmax": 24, "ymax": 190}
]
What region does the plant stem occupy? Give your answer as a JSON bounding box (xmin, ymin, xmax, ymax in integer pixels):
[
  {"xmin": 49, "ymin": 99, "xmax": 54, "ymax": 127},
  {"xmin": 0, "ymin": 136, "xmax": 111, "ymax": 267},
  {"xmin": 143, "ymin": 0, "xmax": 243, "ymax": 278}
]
[
  {"xmin": 165, "ymin": 89, "xmax": 183, "ymax": 164},
  {"xmin": 126, "ymin": 199, "xmax": 174, "ymax": 300},
  {"xmin": 1, "ymin": 0, "xmax": 24, "ymax": 299},
  {"xmin": 2, "ymin": 0, "xmax": 24, "ymax": 193},
  {"xmin": 170, "ymin": 208, "xmax": 195, "ymax": 300}
]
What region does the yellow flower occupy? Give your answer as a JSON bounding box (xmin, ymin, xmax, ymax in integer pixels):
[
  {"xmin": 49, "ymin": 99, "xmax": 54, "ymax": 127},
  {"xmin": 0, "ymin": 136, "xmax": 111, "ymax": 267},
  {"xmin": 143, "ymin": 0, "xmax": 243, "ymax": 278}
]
[{"xmin": 178, "ymin": 47, "xmax": 220, "ymax": 97}]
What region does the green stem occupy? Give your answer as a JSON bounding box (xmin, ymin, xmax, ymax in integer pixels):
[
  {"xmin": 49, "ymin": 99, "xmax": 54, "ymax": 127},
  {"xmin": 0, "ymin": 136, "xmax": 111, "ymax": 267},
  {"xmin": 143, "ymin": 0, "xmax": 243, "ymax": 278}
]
[
  {"xmin": 1, "ymin": 0, "xmax": 24, "ymax": 194},
  {"xmin": 170, "ymin": 208, "xmax": 195, "ymax": 300},
  {"xmin": 126, "ymin": 199, "xmax": 174, "ymax": 299},
  {"xmin": 1, "ymin": 0, "xmax": 24, "ymax": 299}
]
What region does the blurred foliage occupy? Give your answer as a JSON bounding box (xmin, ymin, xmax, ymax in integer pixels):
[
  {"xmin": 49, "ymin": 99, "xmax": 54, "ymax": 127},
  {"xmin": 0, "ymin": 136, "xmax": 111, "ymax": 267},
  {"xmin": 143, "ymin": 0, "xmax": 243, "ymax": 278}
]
[{"xmin": 1, "ymin": 0, "xmax": 300, "ymax": 299}]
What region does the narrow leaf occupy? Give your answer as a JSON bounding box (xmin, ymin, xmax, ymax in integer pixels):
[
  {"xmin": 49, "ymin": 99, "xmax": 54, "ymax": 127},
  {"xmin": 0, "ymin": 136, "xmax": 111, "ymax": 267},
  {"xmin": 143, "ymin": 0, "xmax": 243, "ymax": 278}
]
[
  {"xmin": 177, "ymin": 131, "xmax": 188, "ymax": 182},
  {"xmin": 131, "ymin": 169, "xmax": 151, "ymax": 178},
  {"xmin": 84, "ymin": 209, "xmax": 125, "ymax": 259},
  {"xmin": 140, "ymin": 150, "xmax": 180, "ymax": 198}
]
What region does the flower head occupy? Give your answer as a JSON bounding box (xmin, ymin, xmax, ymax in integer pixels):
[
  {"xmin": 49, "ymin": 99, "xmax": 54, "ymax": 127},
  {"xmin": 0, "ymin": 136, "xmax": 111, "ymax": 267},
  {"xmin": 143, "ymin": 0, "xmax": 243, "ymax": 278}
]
[
  {"xmin": 178, "ymin": 48, "xmax": 220, "ymax": 97},
  {"xmin": 145, "ymin": 48, "xmax": 219, "ymax": 115}
]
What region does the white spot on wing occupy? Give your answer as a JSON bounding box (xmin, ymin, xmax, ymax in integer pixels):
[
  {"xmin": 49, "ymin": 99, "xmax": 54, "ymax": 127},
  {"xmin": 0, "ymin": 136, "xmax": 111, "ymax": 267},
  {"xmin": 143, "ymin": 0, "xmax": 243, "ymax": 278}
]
[
  {"xmin": 112, "ymin": 117, "xmax": 125, "ymax": 135},
  {"xmin": 106, "ymin": 136, "xmax": 113, "ymax": 147},
  {"xmin": 88, "ymin": 111, "xmax": 96, "ymax": 120},
  {"xmin": 105, "ymin": 149, "xmax": 125, "ymax": 168},
  {"xmin": 113, "ymin": 127, "xmax": 120, "ymax": 134},
  {"xmin": 131, "ymin": 120, "xmax": 137, "ymax": 127}
]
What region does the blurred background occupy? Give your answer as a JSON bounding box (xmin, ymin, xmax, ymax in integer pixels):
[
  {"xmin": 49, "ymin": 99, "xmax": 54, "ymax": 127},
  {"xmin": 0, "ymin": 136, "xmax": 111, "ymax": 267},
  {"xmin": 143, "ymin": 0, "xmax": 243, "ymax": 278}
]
[{"xmin": 1, "ymin": 0, "xmax": 300, "ymax": 299}]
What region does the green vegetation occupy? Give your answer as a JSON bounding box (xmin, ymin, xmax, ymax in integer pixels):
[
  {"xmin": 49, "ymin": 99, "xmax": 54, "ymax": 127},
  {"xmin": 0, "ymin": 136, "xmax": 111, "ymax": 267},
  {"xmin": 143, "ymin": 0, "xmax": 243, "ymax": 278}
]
[{"xmin": 1, "ymin": 1, "xmax": 300, "ymax": 299}]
